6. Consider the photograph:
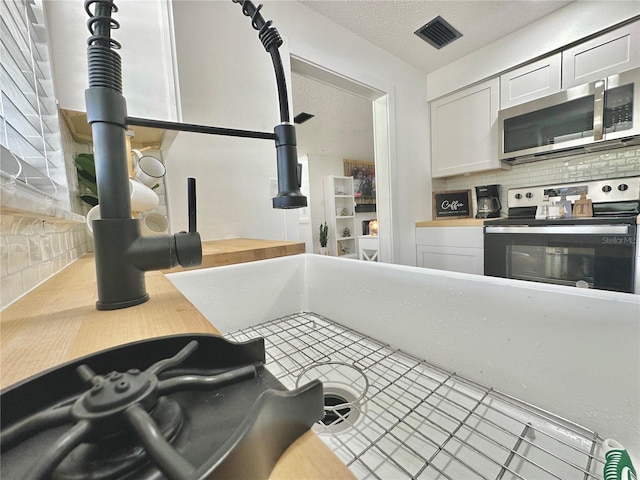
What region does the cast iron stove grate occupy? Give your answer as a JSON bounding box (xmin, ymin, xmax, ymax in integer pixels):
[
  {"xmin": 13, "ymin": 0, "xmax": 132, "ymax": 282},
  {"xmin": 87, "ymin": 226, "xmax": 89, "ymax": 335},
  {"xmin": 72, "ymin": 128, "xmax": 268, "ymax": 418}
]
[{"xmin": 0, "ymin": 334, "xmax": 323, "ymax": 480}]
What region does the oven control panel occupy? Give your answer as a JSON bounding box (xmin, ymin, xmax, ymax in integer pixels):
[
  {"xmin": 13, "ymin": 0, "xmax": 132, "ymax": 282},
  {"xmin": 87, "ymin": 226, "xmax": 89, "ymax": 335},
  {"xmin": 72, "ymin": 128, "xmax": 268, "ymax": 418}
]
[{"xmin": 506, "ymin": 176, "xmax": 640, "ymax": 208}]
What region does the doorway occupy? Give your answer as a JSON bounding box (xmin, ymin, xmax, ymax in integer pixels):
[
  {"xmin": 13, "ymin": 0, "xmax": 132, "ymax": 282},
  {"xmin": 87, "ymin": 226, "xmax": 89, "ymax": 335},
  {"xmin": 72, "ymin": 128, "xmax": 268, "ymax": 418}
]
[{"xmin": 290, "ymin": 57, "xmax": 392, "ymax": 262}]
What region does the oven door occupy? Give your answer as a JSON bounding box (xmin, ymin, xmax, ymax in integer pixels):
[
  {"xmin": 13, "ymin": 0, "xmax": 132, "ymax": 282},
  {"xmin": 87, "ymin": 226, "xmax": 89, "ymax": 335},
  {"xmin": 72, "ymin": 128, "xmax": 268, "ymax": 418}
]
[{"xmin": 484, "ymin": 223, "xmax": 637, "ymax": 293}]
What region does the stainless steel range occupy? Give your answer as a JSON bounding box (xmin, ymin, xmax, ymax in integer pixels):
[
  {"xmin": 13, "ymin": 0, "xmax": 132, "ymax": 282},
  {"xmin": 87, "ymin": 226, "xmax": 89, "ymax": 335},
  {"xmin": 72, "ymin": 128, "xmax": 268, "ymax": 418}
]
[{"xmin": 484, "ymin": 176, "xmax": 639, "ymax": 293}]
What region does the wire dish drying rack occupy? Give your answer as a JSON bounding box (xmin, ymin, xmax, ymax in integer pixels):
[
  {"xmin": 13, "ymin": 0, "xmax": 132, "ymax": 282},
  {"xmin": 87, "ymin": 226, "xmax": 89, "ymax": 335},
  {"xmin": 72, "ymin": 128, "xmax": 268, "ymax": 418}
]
[{"xmin": 227, "ymin": 312, "xmax": 607, "ymax": 480}]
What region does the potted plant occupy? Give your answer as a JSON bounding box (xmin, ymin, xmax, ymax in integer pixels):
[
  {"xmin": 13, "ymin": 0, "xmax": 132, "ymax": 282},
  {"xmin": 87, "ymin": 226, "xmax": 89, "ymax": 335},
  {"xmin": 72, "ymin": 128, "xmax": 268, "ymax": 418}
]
[{"xmin": 319, "ymin": 221, "xmax": 329, "ymax": 255}]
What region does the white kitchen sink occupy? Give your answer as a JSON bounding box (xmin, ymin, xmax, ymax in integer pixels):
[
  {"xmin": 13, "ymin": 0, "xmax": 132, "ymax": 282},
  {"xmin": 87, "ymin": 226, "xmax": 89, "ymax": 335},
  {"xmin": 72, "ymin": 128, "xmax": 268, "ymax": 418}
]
[{"xmin": 166, "ymin": 254, "xmax": 640, "ymax": 466}]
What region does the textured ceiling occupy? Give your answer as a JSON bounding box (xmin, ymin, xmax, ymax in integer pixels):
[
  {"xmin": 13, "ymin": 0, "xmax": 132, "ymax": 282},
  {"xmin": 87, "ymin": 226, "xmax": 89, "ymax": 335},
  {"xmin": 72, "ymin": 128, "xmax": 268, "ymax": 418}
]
[
  {"xmin": 298, "ymin": 0, "xmax": 573, "ymax": 75},
  {"xmin": 292, "ymin": 0, "xmax": 574, "ymax": 163},
  {"xmin": 292, "ymin": 73, "xmax": 375, "ymax": 161}
]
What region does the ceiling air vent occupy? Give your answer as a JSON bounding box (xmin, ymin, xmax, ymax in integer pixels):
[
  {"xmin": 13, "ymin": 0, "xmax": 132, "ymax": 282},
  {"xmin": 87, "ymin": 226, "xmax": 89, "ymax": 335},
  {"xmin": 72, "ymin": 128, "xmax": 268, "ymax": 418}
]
[
  {"xmin": 415, "ymin": 16, "xmax": 463, "ymax": 49},
  {"xmin": 294, "ymin": 112, "xmax": 315, "ymax": 124}
]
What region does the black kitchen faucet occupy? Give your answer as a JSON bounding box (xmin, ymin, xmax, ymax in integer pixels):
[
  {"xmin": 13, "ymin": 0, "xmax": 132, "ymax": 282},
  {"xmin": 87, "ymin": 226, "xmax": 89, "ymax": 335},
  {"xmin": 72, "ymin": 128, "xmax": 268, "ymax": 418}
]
[{"xmin": 84, "ymin": 0, "xmax": 306, "ymax": 310}]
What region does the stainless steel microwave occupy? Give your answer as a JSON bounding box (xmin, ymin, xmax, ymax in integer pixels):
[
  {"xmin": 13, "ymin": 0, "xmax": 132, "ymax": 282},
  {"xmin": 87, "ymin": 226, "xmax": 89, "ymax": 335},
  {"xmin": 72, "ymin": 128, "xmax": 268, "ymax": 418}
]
[{"xmin": 498, "ymin": 67, "xmax": 640, "ymax": 164}]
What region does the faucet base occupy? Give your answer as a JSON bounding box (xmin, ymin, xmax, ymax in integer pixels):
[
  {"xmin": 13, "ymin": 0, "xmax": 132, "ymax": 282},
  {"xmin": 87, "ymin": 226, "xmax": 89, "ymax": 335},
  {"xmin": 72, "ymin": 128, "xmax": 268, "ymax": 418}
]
[
  {"xmin": 96, "ymin": 293, "xmax": 149, "ymax": 311},
  {"xmin": 93, "ymin": 218, "xmax": 150, "ymax": 310}
]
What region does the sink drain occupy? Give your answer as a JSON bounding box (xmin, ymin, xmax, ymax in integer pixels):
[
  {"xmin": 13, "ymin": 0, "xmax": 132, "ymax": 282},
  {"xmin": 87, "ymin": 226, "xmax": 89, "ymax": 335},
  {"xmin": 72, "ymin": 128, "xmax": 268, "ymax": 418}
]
[
  {"xmin": 296, "ymin": 362, "xmax": 368, "ymax": 434},
  {"xmin": 322, "ymin": 393, "xmax": 352, "ymax": 425}
]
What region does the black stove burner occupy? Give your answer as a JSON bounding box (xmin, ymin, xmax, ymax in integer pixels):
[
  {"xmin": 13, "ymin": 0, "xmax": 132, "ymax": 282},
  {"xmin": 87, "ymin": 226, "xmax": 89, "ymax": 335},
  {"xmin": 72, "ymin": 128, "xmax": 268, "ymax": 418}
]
[{"xmin": 1, "ymin": 335, "xmax": 324, "ymax": 480}]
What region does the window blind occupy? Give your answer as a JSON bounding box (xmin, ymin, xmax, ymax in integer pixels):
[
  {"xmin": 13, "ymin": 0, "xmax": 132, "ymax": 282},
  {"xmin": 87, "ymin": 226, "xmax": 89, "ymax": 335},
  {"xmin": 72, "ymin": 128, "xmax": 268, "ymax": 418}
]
[{"xmin": 0, "ymin": 0, "xmax": 68, "ymax": 208}]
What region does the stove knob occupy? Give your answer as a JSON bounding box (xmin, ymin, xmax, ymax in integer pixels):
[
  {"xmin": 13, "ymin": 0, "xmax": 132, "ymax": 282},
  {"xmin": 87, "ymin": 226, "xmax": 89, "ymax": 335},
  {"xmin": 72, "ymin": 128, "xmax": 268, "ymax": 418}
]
[
  {"xmin": 515, "ymin": 193, "xmax": 522, "ymax": 199},
  {"xmin": 525, "ymin": 192, "xmax": 533, "ymax": 199},
  {"xmin": 602, "ymin": 185, "xmax": 612, "ymax": 193},
  {"xmin": 618, "ymin": 183, "xmax": 629, "ymax": 191}
]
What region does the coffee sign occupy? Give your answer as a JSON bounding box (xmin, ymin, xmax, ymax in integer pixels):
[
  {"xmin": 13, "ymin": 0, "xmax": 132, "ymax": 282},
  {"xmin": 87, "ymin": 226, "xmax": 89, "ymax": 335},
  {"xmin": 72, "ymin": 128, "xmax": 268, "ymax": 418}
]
[{"xmin": 432, "ymin": 190, "xmax": 472, "ymax": 219}]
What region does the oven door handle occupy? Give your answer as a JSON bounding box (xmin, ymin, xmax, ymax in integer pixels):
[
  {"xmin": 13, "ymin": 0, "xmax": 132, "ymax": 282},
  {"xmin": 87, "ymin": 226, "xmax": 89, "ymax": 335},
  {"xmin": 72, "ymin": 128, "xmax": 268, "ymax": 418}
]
[{"xmin": 485, "ymin": 225, "xmax": 630, "ymax": 234}]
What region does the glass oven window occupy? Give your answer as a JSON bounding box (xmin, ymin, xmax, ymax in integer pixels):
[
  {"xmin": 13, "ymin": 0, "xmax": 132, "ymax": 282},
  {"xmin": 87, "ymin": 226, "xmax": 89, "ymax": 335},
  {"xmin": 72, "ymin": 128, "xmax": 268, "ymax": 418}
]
[{"xmin": 508, "ymin": 245, "xmax": 596, "ymax": 288}]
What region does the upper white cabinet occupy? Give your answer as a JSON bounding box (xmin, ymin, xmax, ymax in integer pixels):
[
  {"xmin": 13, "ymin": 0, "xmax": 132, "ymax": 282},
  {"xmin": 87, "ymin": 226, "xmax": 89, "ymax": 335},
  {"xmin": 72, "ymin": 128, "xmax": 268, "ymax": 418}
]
[
  {"xmin": 431, "ymin": 78, "xmax": 503, "ymax": 178},
  {"xmin": 500, "ymin": 54, "xmax": 562, "ymax": 109},
  {"xmin": 562, "ymin": 21, "xmax": 640, "ymax": 89}
]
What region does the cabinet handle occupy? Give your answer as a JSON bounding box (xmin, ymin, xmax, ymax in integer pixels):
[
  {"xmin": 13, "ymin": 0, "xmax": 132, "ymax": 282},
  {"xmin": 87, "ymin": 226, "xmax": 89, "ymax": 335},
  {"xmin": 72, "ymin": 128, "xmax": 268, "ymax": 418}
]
[{"xmin": 593, "ymin": 79, "xmax": 605, "ymax": 141}]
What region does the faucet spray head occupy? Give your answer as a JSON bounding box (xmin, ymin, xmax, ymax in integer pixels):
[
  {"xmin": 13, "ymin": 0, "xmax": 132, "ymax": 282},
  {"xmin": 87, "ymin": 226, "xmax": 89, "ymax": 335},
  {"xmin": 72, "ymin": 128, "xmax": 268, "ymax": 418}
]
[{"xmin": 272, "ymin": 123, "xmax": 307, "ymax": 209}]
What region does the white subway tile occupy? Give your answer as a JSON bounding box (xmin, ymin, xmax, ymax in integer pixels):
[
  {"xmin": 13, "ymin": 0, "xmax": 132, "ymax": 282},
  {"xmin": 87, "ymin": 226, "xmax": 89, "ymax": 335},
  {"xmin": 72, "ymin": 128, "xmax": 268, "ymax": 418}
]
[
  {"xmin": 27, "ymin": 235, "xmax": 43, "ymax": 265},
  {"xmin": 0, "ymin": 241, "xmax": 7, "ymax": 280},
  {"xmin": 51, "ymin": 256, "xmax": 63, "ymax": 274},
  {"xmin": 41, "ymin": 235, "xmax": 53, "ymax": 261},
  {"xmin": 43, "ymin": 220, "xmax": 57, "ymax": 234},
  {"xmin": 0, "ymin": 214, "xmax": 17, "ymax": 235},
  {"xmin": 38, "ymin": 260, "xmax": 52, "ymax": 281},
  {"xmin": 617, "ymin": 150, "xmax": 636, "ymax": 158},
  {"xmin": 22, "ymin": 265, "xmax": 40, "ymax": 292},
  {"xmin": 7, "ymin": 236, "xmax": 29, "ymax": 275},
  {"xmin": 60, "ymin": 233, "xmax": 69, "ymax": 253},
  {"xmin": 0, "ymin": 273, "xmax": 24, "ymax": 309},
  {"xmin": 29, "ymin": 220, "xmax": 45, "ymax": 236},
  {"xmin": 437, "ymin": 145, "xmax": 638, "ymax": 199},
  {"xmin": 52, "ymin": 234, "xmax": 62, "ymax": 258}
]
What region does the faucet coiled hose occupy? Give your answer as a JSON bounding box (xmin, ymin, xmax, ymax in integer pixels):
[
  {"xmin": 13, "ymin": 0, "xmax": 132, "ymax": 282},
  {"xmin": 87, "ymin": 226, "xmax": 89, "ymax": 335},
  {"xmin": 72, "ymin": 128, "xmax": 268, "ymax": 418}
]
[
  {"xmin": 84, "ymin": 0, "xmax": 122, "ymax": 93},
  {"xmin": 232, "ymin": 0, "xmax": 290, "ymax": 123},
  {"xmin": 85, "ymin": 0, "xmax": 289, "ymax": 123}
]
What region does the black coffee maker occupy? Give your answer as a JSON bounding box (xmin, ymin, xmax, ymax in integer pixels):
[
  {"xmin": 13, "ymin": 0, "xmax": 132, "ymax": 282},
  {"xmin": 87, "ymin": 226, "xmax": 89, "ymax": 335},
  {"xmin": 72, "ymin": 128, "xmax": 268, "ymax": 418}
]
[{"xmin": 475, "ymin": 184, "xmax": 501, "ymax": 218}]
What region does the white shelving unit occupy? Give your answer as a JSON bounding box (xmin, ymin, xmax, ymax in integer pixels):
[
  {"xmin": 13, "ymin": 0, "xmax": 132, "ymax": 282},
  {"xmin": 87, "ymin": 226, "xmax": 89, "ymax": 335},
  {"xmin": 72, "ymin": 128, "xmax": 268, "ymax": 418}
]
[{"xmin": 324, "ymin": 175, "xmax": 357, "ymax": 258}]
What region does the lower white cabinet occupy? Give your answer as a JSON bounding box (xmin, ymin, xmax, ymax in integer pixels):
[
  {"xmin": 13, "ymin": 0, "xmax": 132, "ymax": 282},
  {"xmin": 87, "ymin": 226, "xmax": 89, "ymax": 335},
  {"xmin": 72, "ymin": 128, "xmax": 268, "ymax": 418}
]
[{"xmin": 416, "ymin": 226, "xmax": 484, "ymax": 275}]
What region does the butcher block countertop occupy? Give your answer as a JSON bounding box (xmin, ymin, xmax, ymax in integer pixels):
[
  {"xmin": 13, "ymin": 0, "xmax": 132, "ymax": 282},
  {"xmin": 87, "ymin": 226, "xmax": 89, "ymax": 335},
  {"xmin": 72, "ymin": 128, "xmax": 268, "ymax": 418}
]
[
  {"xmin": 164, "ymin": 238, "xmax": 306, "ymax": 272},
  {"xmin": 0, "ymin": 242, "xmax": 354, "ymax": 479}
]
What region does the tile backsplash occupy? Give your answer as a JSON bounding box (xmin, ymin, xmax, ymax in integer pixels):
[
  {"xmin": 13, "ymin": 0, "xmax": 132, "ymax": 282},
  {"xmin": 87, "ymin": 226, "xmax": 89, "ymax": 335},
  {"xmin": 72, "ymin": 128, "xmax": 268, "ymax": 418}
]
[
  {"xmin": 433, "ymin": 145, "xmax": 640, "ymax": 215},
  {"xmin": 0, "ymin": 133, "xmax": 168, "ymax": 310},
  {"xmin": 1, "ymin": 112, "xmax": 92, "ymax": 310},
  {"xmin": 0, "ymin": 215, "xmax": 90, "ymax": 310}
]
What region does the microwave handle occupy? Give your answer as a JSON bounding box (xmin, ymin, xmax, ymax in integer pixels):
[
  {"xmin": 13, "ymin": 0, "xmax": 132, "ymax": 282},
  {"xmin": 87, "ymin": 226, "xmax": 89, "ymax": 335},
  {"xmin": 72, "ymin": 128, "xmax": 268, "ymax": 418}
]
[{"xmin": 593, "ymin": 79, "xmax": 605, "ymax": 141}]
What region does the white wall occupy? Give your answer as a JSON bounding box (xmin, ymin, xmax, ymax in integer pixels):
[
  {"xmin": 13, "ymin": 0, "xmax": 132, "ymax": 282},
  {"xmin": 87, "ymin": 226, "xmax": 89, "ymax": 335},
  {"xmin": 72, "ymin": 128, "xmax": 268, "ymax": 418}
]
[
  {"xmin": 45, "ymin": 0, "xmax": 177, "ymax": 120},
  {"xmin": 166, "ymin": 0, "xmax": 431, "ymax": 263},
  {"xmin": 164, "ymin": 1, "xmax": 294, "ymax": 240}
]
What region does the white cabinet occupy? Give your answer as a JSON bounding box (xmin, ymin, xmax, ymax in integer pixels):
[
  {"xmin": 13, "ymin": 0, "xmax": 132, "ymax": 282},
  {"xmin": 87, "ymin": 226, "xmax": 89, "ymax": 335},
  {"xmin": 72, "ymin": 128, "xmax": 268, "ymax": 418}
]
[
  {"xmin": 500, "ymin": 54, "xmax": 562, "ymax": 108},
  {"xmin": 416, "ymin": 226, "xmax": 484, "ymax": 275},
  {"xmin": 430, "ymin": 78, "xmax": 504, "ymax": 178},
  {"xmin": 324, "ymin": 176, "xmax": 357, "ymax": 258},
  {"xmin": 562, "ymin": 21, "xmax": 640, "ymax": 89}
]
